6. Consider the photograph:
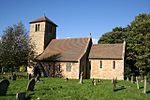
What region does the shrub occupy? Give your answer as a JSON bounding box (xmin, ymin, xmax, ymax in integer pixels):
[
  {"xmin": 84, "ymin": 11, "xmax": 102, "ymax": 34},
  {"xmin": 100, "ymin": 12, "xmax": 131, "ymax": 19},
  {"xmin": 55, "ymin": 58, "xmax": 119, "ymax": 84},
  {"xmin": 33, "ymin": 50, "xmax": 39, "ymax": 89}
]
[{"xmin": 19, "ymin": 65, "xmax": 27, "ymax": 72}]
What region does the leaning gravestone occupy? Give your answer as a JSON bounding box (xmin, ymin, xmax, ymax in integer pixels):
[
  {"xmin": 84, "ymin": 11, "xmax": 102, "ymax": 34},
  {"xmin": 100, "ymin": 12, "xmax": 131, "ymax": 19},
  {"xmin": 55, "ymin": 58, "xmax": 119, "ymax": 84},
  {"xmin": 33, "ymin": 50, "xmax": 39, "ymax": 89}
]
[
  {"xmin": 79, "ymin": 72, "xmax": 83, "ymax": 84},
  {"xmin": 0, "ymin": 79, "xmax": 10, "ymax": 96},
  {"xmin": 35, "ymin": 74, "xmax": 40, "ymax": 82},
  {"xmin": 26, "ymin": 78, "xmax": 35, "ymax": 91},
  {"xmin": 16, "ymin": 92, "xmax": 26, "ymax": 100}
]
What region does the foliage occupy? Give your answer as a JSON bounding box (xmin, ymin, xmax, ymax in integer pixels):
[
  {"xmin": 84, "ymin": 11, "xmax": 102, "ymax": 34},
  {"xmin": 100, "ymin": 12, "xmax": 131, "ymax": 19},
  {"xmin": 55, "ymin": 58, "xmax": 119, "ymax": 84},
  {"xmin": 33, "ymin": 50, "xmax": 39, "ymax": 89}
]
[
  {"xmin": 1, "ymin": 78, "xmax": 150, "ymax": 99},
  {"xmin": 0, "ymin": 22, "xmax": 35, "ymax": 74},
  {"xmin": 19, "ymin": 65, "xmax": 27, "ymax": 72},
  {"xmin": 98, "ymin": 13, "xmax": 150, "ymax": 76}
]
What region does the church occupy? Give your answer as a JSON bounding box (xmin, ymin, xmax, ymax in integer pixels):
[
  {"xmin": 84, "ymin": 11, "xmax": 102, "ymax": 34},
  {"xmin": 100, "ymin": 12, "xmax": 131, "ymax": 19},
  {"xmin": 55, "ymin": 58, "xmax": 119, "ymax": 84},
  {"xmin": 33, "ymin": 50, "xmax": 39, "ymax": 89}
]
[{"xmin": 28, "ymin": 16, "xmax": 125, "ymax": 80}]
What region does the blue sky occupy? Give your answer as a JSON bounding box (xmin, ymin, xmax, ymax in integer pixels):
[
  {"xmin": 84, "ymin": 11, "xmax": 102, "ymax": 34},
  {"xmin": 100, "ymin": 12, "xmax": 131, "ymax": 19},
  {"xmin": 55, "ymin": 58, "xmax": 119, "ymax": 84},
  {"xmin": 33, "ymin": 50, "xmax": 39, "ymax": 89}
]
[{"xmin": 0, "ymin": 0, "xmax": 149, "ymax": 43}]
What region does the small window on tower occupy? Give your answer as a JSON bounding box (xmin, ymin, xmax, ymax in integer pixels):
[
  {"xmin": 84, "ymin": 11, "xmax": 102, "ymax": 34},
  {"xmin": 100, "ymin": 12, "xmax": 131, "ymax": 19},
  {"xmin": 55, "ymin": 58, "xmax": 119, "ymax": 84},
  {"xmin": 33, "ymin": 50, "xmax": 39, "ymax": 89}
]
[{"xmin": 35, "ymin": 24, "xmax": 40, "ymax": 32}]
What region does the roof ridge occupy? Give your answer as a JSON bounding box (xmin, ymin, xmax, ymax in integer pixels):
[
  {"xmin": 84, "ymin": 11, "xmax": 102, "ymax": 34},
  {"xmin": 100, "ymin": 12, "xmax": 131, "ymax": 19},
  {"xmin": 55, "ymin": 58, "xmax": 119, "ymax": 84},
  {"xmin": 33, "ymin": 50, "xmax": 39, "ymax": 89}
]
[
  {"xmin": 53, "ymin": 37, "xmax": 91, "ymax": 40},
  {"xmin": 93, "ymin": 43, "xmax": 123, "ymax": 46}
]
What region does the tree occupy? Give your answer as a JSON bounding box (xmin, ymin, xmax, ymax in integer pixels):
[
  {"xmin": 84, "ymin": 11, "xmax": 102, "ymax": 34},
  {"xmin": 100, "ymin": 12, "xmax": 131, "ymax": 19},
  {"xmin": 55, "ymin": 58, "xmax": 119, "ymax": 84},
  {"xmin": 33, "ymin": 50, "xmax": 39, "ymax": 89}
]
[
  {"xmin": 98, "ymin": 13, "xmax": 150, "ymax": 77},
  {"xmin": 0, "ymin": 22, "xmax": 35, "ymax": 74}
]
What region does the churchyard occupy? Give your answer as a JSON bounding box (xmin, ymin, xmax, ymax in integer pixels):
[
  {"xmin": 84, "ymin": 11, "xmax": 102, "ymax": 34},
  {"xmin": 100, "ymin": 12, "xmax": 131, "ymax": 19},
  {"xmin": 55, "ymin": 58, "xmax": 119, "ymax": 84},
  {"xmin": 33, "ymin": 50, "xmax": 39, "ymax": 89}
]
[{"xmin": 1, "ymin": 73, "xmax": 150, "ymax": 100}]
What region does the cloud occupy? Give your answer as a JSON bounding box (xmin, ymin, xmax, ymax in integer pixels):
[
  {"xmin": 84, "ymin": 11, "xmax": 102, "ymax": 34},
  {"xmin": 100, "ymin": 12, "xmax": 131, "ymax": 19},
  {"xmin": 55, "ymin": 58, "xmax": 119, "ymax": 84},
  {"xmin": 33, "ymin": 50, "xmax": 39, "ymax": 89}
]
[{"xmin": 92, "ymin": 38, "xmax": 98, "ymax": 44}]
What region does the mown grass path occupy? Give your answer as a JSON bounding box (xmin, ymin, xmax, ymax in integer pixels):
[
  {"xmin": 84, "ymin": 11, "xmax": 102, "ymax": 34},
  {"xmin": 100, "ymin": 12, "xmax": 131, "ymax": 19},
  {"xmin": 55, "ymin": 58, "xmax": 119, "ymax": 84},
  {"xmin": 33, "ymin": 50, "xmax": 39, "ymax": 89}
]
[{"xmin": 0, "ymin": 78, "xmax": 150, "ymax": 100}]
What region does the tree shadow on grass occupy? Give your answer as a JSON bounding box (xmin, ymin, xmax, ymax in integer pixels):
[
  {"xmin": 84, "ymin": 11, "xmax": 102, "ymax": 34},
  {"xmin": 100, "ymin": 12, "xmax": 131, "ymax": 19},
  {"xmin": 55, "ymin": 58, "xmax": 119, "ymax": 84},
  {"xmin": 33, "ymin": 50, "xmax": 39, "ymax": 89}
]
[
  {"xmin": 145, "ymin": 90, "xmax": 150, "ymax": 94},
  {"xmin": 139, "ymin": 86, "xmax": 144, "ymax": 89},
  {"xmin": 6, "ymin": 93, "xmax": 16, "ymax": 96},
  {"xmin": 114, "ymin": 86, "xmax": 126, "ymax": 92}
]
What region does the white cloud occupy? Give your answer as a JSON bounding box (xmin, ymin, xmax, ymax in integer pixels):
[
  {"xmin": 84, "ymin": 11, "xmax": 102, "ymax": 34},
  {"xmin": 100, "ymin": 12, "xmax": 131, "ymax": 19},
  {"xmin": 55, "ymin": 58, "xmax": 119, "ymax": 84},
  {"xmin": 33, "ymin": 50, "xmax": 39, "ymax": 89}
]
[{"xmin": 92, "ymin": 38, "xmax": 98, "ymax": 44}]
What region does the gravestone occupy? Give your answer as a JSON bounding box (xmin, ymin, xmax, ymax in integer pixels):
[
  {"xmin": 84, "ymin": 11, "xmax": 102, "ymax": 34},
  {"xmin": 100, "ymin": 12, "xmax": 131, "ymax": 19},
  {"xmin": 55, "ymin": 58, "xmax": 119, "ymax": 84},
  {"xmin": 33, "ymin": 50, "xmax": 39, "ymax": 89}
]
[
  {"xmin": 35, "ymin": 74, "xmax": 40, "ymax": 82},
  {"xmin": 136, "ymin": 76, "xmax": 140, "ymax": 89},
  {"xmin": 0, "ymin": 79, "xmax": 10, "ymax": 96},
  {"xmin": 16, "ymin": 92, "xmax": 26, "ymax": 100},
  {"xmin": 92, "ymin": 78, "xmax": 96, "ymax": 86},
  {"xmin": 112, "ymin": 78, "xmax": 116, "ymax": 91},
  {"xmin": 143, "ymin": 76, "xmax": 147, "ymax": 94},
  {"xmin": 26, "ymin": 78, "xmax": 35, "ymax": 91},
  {"xmin": 28, "ymin": 74, "xmax": 31, "ymax": 80},
  {"xmin": 131, "ymin": 76, "xmax": 134, "ymax": 83},
  {"xmin": 79, "ymin": 72, "xmax": 83, "ymax": 84}
]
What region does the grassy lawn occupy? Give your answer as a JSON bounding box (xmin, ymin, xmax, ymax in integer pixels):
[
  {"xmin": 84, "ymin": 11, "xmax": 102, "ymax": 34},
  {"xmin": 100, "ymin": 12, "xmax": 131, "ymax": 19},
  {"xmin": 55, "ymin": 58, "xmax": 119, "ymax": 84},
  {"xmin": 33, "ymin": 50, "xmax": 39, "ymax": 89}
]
[{"xmin": 0, "ymin": 78, "xmax": 150, "ymax": 100}]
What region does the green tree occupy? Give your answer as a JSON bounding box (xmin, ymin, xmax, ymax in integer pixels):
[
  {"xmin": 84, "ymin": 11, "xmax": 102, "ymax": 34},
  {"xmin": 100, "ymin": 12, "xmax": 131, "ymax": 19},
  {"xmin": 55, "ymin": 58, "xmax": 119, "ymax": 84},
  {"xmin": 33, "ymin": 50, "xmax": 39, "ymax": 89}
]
[
  {"xmin": 98, "ymin": 13, "xmax": 150, "ymax": 76},
  {"xmin": 0, "ymin": 22, "xmax": 35, "ymax": 74}
]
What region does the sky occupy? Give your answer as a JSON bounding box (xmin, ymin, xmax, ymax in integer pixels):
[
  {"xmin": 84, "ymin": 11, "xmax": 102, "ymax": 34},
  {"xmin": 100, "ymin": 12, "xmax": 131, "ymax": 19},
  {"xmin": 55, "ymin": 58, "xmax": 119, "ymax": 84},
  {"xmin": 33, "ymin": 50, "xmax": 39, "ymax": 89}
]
[{"xmin": 0, "ymin": 0, "xmax": 150, "ymax": 43}]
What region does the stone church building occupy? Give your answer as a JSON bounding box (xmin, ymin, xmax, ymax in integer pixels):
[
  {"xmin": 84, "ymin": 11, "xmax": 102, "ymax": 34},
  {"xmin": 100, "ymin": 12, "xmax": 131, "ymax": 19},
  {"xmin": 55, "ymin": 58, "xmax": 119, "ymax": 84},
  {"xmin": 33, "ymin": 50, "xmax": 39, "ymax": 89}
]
[{"xmin": 28, "ymin": 16, "xmax": 126, "ymax": 80}]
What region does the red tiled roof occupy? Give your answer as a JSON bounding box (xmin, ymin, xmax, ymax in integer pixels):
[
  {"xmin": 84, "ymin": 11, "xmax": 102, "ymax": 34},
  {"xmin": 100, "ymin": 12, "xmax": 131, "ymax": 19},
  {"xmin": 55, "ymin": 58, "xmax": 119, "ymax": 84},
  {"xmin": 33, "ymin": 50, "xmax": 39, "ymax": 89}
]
[
  {"xmin": 36, "ymin": 37, "xmax": 91, "ymax": 62},
  {"xmin": 30, "ymin": 16, "xmax": 57, "ymax": 26},
  {"xmin": 89, "ymin": 44, "xmax": 124, "ymax": 59}
]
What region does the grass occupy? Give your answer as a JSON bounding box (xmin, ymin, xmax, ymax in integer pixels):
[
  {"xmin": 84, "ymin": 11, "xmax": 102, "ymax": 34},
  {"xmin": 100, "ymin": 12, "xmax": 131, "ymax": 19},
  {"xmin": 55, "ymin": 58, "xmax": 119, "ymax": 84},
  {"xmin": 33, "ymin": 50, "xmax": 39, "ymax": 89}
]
[{"xmin": 0, "ymin": 78, "xmax": 150, "ymax": 100}]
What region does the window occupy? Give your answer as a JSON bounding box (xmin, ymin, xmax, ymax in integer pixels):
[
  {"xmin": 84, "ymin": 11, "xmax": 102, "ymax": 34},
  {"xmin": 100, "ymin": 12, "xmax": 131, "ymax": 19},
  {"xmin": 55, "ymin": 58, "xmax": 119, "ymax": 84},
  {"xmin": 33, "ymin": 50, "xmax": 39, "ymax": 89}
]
[
  {"xmin": 58, "ymin": 65, "xmax": 61, "ymax": 71},
  {"xmin": 113, "ymin": 61, "xmax": 115, "ymax": 69},
  {"xmin": 100, "ymin": 61, "xmax": 102, "ymax": 68},
  {"xmin": 35, "ymin": 24, "xmax": 40, "ymax": 32},
  {"xmin": 66, "ymin": 63, "xmax": 72, "ymax": 72}
]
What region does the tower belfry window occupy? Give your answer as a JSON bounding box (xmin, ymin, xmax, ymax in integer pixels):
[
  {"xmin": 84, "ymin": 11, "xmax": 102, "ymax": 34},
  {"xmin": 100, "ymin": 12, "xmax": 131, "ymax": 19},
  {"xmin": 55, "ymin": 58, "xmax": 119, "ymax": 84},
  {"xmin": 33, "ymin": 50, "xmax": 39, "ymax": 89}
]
[{"xmin": 35, "ymin": 24, "xmax": 40, "ymax": 32}]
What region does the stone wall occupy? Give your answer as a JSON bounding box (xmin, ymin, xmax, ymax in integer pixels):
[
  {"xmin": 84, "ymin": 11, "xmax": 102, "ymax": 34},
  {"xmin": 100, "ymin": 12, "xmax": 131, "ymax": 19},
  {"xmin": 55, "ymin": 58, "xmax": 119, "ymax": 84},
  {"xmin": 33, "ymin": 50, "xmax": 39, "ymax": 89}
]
[
  {"xmin": 60, "ymin": 62, "xmax": 80, "ymax": 79},
  {"xmin": 29, "ymin": 21, "xmax": 56, "ymax": 55},
  {"xmin": 90, "ymin": 59, "xmax": 124, "ymax": 80},
  {"xmin": 39, "ymin": 62, "xmax": 80, "ymax": 79},
  {"xmin": 30, "ymin": 22, "xmax": 46, "ymax": 55}
]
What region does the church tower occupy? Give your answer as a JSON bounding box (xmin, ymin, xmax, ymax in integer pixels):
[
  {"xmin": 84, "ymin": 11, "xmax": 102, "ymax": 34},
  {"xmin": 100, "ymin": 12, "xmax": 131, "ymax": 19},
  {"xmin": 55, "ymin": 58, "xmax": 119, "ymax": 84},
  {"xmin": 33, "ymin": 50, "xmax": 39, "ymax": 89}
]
[{"xmin": 29, "ymin": 16, "xmax": 57, "ymax": 55}]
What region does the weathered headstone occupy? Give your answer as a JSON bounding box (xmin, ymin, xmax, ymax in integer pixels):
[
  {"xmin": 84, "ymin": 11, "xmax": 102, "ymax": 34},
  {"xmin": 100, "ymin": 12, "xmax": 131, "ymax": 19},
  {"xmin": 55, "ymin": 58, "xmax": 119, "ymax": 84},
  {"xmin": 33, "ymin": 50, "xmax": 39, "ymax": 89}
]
[
  {"xmin": 26, "ymin": 78, "xmax": 35, "ymax": 91},
  {"xmin": 35, "ymin": 74, "xmax": 40, "ymax": 82},
  {"xmin": 16, "ymin": 92, "xmax": 26, "ymax": 100},
  {"xmin": 79, "ymin": 72, "xmax": 83, "ymax": 84},
  {"xmin": 0, "ymin": 79, "xmax": 10, "ymax": 96},
  {"xmin": 143, "ymin": 76, "xmax": 147, "ymax": 94},
  {"xmin": 127, "ymin": 77, "xmax": 129, "ymax": 81},
  {"xmin": 136, "ymin": 76, "xmax": 140, "ymax": 89},
  {"xmin": 28, "ymin": 74, "xmax": 31, "ymax": 80},
  {"xmin": 92, "ymin": 78, "xmax": 96, "ymax": 86},
  {"xmin": 112, "ymin": 78, "xmax": 116, "ymax": 91},
  {"xmin": 131, "ymin": 75, "xmax": 134, "ymax": 83}
]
